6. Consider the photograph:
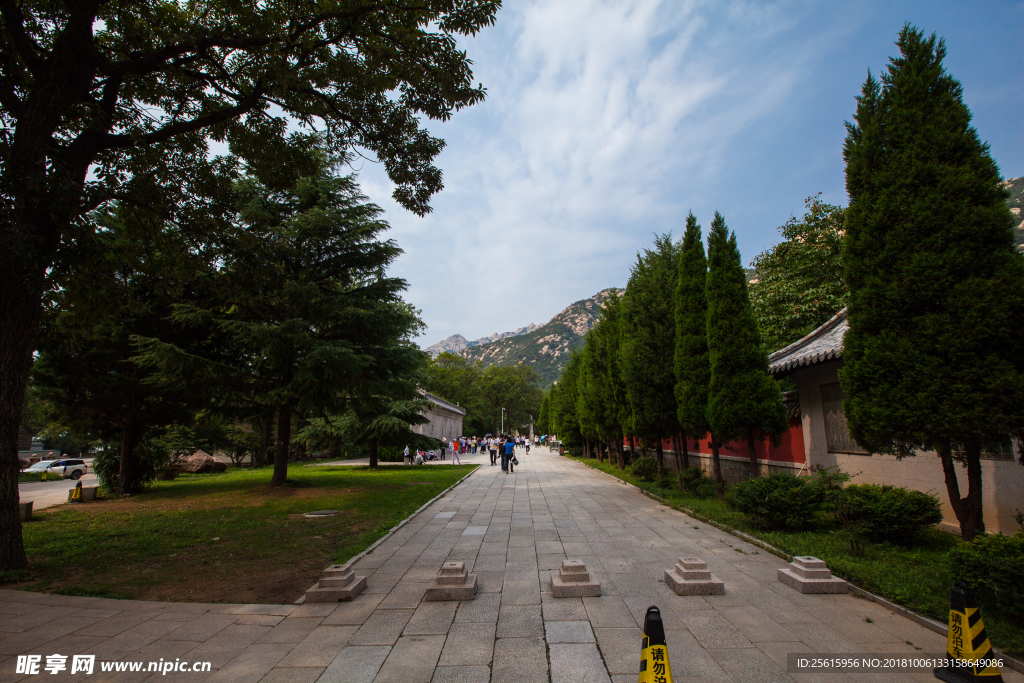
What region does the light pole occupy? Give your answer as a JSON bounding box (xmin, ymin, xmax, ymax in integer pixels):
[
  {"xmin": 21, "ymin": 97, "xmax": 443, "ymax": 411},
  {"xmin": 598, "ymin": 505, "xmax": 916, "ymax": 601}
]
[{"xmin": 501, "ymin": 407, "xmax": 505, "ymax": 434}]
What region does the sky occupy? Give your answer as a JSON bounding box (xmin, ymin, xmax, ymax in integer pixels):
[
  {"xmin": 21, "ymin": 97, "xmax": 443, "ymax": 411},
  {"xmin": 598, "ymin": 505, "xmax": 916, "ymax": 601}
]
[{"xmin": 352, "ymin": 0, "xmax": 1024, "ymax": 348}]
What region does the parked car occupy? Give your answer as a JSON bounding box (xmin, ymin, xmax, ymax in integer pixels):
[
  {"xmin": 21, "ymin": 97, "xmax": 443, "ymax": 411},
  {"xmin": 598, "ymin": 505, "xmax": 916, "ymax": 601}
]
[{"xmin": 23, "ymin": 459, "xmax": 88, "ymax": 480}]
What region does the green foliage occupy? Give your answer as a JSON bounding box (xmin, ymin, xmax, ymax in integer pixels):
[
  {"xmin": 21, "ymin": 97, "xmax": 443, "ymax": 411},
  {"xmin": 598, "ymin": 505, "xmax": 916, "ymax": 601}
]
[
  {"xmin": 730, "ymin": 473, "xmax": 823, "ymax": 529},
  {"xmin": 92, "ymin": 439, "xmax": 170, "ymax": 493},
  {"xmin": 621, "ymin": 234, "xmax": 680, "ymax": 441},
  {"xmin": 550, "ymin": 352, "xmax": 583, "ymax": 447},
  {"xmin": 575, "ymin": 290, "xmax": 627, "ymax": 449},
  {"xmin": 840, "ymin": 24, "xmax": 1024, "ymax": 538},
  {"xmin": 678, "ymin": 467, "xmax": 718, "ymax": 498},
  {"xmin": 705, "ymin": 212, "xmax": 789, "ymax": 448},
  {"xmin": 630, "ymin": 457, "xmax": 659, "ymax": 482},
  {"xmin": 809, "ymin": 465, "xmax": 853, "ymax": 521},
  {"xmin": 674, "ymin": 214, "xmax": 712, "ymax": 441},
  {"xmin": 948, "ymin": 533, "xmax": 1024, "ymax": 620},
  {"xmin": 844, "ymin": 484, "xmax": 943, "ymax": 543},
  {"xmin": 134, "ymin": 162, "xmax": 425, "ymax": 477},
  {"xmin": 421, "ymin": 354, "xmax": 542, "ymax": 437},
  {"xmin": 749, "ymin": 195, "xmax": 848, "ymax": 353},
  {"xmin": 536, "ymin": 390, "xmax": 552, "ymax": 435}
]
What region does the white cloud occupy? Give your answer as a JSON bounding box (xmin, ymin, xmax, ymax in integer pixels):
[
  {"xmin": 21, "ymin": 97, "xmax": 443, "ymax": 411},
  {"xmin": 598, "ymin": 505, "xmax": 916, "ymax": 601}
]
[{"xmin": 355, "ymin": 1, "xmax": 864, "ymax": 345}]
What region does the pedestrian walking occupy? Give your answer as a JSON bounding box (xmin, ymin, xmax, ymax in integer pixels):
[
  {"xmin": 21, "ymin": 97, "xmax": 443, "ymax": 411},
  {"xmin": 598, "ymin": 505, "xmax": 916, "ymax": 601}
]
[
  {"xmin": 489, "ymin": 436, "xmax": 497, "ymax": 466},
  {"xmin": 504, "ymin": 436, "xmax": 516, "ymax": 473},
  {"xmin": 451, "ymin": 439, "xmax": 461, "ymax": 465}
]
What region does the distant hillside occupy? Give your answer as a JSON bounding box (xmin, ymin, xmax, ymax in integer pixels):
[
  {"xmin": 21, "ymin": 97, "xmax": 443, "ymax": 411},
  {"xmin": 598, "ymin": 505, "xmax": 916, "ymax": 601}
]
[
  {"xmin": 424, "ymin": 325, "xmax": 540, "ymax": 358},
  {"xmin": 1002, "ymin": 177, "xmax": 1024, "ymax": 251},
  {"xmin": 457, "ymin": 289, "xmax": 617, "ymax": 386}
]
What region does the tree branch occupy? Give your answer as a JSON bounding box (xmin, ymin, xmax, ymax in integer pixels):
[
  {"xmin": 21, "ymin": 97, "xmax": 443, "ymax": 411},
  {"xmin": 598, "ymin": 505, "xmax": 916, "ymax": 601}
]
[{"xmin": 0, "ymin": 0, "xmax": 45, "ymax": 76}]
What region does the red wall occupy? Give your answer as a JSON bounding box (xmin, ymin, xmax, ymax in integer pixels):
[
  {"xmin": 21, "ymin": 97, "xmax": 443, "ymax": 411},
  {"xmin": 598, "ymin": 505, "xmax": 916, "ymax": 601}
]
[{"xmin": 626, "ymin": 416, "xmax": 805, "ymax": 465}]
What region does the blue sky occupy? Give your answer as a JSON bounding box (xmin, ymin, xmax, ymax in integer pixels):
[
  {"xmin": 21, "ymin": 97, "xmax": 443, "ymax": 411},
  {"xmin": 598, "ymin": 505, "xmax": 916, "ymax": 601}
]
[{"xmin": 354, "ymin": 0, "xmax": 1024, "ymax": 348}]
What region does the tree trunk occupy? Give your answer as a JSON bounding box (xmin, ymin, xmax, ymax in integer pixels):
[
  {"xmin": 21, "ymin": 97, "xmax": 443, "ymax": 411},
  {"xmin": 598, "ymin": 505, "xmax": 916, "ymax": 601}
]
[
  {"xmin": 711, "ymin": 437, "xmax": 724, "ymax": 497},
  {"xmin": 937, "ymin": 442, "xmax": 985, "ymax": 540},
  {"xmin": 583, "ymin": 438, "xmax": 590, "ymax": 459},
  {"xmin": 616, "ymin": 440, "xmax": 625, "ymax": 469},
  {"xmin": 671, "ymin": 431, "xmax": 684, "ymax": 489},
  {"xmin": 256, "ymin": 412, "xmax": 272, "ymax": 467},
  {"xmin": 746, "ymin": 434, "xmax": 760, "ymax": 478},
  {"xmin": 118, "ymin": 421, "xmax": 141, "ymax": 496},
  {"xmin": 655, "ymin": 440, "xmax": 664, "ymax": 477},
  {"xmin": 0, "ymin": 263, "xmax": 42, "ymax": 570},
  {"xmin": 368, "ymin": 436, "xmax": 379, "ymax": 468},
  {"xmin": 272, "ymin": 406, "xmax": 291, "ymax": 485},
  {"xmin": 680, "ymin": 432, "xmax": 691, "ymax": 470}
]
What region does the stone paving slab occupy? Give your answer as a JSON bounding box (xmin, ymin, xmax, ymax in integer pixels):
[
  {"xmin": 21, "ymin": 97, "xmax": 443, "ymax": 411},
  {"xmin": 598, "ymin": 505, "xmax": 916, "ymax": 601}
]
[{"xmin": 2, "ymin": 446, "xmax": 1023, "ymax": 682}]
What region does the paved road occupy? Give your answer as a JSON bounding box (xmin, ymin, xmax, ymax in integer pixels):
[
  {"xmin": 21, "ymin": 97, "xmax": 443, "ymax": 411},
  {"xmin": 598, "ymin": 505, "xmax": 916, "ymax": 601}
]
[
  {"xmin": 1, "ymin": 446, "xmax": 1019, "ymax": 682},
  {"xmin": 18, "ymin": 473, "xmax": 100, "ymax": 511}
]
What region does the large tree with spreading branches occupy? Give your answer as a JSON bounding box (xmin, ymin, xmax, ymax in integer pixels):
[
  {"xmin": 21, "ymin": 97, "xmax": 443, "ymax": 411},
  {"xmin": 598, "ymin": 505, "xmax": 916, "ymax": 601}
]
[{"xmin": 0, "ymin": 0, "xmax": 500, "ymax": 569}]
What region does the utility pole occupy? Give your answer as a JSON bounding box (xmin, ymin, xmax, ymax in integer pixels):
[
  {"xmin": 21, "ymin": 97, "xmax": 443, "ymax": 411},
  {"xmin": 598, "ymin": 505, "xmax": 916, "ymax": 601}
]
[{"xmin": 501, "ymin": 407, "xmax": 505, "ymax": 434}]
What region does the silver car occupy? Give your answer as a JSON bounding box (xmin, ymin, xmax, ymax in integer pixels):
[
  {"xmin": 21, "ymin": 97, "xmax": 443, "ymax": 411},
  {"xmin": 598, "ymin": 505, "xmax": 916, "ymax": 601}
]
[{"xmin": 23, "ymin": 459, "xmax": 88, "ymax": 480}]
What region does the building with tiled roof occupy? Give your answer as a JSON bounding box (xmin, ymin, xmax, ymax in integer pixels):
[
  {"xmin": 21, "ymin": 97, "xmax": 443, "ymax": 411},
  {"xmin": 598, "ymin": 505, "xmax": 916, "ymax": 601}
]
[{"xmin": 769, "ymin": 308, "xmax": 1022, "ymax": 534}]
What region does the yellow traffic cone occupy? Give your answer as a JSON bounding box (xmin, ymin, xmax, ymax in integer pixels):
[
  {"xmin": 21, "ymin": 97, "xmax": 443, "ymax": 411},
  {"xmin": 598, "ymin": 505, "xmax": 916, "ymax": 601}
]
[
  {"xmin": 934, "ymin": 581, "xmax": 1003, "ymax": 682},
  {"xmin": 639, "ymin": 605, "xmax": 673, "ymax": 683},
  {"xmin": 40, "ymin": 471, "xmax": 46, "ymax": 481},
  {"xmin": 69, "ymin": 481, "xmax": 83, "ymax": 503}
]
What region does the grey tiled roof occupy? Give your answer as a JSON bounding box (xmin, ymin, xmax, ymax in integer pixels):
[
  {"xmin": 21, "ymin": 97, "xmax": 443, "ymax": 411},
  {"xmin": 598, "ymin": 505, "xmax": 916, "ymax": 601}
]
[
  {"xmin": 421, "ymin": 390, "xmax": 467, "ymax": 416},
  {"xmin": 768, "ymin": 309, "xmax": 847, "ymax": 377}
]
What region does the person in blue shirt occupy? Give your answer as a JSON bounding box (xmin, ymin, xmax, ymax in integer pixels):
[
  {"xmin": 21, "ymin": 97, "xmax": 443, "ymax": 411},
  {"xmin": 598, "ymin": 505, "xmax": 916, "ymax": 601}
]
[{"xmin": 503, "ymin": 436, "xmax": 516, "ymax": 473}]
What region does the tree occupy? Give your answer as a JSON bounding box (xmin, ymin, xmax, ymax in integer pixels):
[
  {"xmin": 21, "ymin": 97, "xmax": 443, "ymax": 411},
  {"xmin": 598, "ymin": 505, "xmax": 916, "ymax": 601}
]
[
  {"xmin": 477, "ymin": 365, "xmax": 543, "ymax": 436},
  {"xmin": 136, "ymin": 162, "xmax": 424, "ymax": 484},
  {"xmin": 550, "ymin": 353, "xmax": 582, "ymax": 449},
  {"xmin": 674, "ymin": 213, "xmax": 711, "ymax": 476},
  {"xmin": 535, "ymin": 389, "xmax": 551, "ymax": 435},
  {"xmin": 33, "ymin": 206, "xmax": 206, "ymax": 494},
  {"xmin": 580, "ymin": 291, "xmax": 628, "ymax": 466},
  {"xmin": 749, "ymin": 195, "xmax": 848, "ymax": 353},
  {"xmin": 422, "ymin": 353, "xmax": 485, "ymax": 435},
  {"xmin": 841, "ymin": 25, "xmax": 1024, "ymax": 540},
  {"xmin": 0, "ymin": 0, "xmax": 499, "ymax": 569},
  {"xmin": 706, "ymin": 212, "xmax": 788, "ymax": 483},
  {"xmin": 620, "ymin": 234, "xmax": 680, "ymax": 476}
]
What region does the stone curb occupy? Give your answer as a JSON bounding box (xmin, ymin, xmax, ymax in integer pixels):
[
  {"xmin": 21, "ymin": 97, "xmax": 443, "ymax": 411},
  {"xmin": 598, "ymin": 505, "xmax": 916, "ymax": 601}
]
[
  {"xmin": 296, "ymin": 464, "xmax": 481, "ymax": 604},
  {"xmin": 567, "ymin": 456, "xmax": 1024, "ymax": 675}
]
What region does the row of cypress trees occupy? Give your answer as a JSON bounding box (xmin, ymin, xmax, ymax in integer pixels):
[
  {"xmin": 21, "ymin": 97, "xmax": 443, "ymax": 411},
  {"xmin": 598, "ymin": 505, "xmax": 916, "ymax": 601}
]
[
  {"xmin": 546, "ymin": 26, "xmax": 1024, "ymax": 539},
  {"xmin": 546, "ymin": 212, "xmax": 788, "ymax": 492}
]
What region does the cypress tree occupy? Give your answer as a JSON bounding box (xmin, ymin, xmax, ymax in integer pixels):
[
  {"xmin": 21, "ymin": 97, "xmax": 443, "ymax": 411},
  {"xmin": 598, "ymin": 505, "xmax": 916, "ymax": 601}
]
[
  {"xmin": 841, "ymin": 25, "xmax": 1024, "ymax": 539},
  {"xmin": 706, "ymin": 212, "xmax": 788, "ymax": 484},
  {"xmin": 620, "ymin": 234, "xmax": 681, "ymax": 476},
  {"xmin": 674, "ymin": 213, "xmax": 711, "ymax": 477}
]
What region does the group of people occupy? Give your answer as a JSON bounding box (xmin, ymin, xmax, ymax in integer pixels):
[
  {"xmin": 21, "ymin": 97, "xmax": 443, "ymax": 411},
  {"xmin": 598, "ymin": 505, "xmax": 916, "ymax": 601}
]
[{"xmin": 403, "ymin": 434, "xmax": 537, "ymax": 473}]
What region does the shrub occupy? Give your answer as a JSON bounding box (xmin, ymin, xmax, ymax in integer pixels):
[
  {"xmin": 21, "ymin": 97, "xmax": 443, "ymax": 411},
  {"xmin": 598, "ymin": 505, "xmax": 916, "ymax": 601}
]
[
  {"xmin": 844, "ymin": 484, "xmax": 943, "ymax": 543},
  {"xmin": 809, "ymin": 465, "xmax": 852, "ymax": 521},
  {"xmin": 630, "ymin": 457, "xmax": 659, "ymax": 482},
  {"xmin": 948, "ymin": 532, "xmax": 1024, "ymax": 621},
  {"xmin": 679, "ymin": 467, "xmax": 718, "ymax": 498},
  {"xmin": 730, "ymin": 473, "xmax": 823, "ymax": 529},
  {"xmin": 92, "ymin": 438, "xmax": 170, "ymax": 493}
]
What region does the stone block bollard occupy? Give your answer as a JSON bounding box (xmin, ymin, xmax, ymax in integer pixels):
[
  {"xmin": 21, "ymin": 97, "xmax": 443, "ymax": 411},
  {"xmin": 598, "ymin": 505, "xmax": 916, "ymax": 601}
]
[
  {"xmin": 424, "ymin": 561, "xmax": 478, "ymax": 601},
  {"xmin": 664, "ymin": 557, "xmax": 725, "ymax": 595},
  {"xmin": 777, "ymin": 556, "xmax": 848, "ymax": 594},
  {"xmin": 551, "ymin": 559, "xmax": 601, "ymax": 597}
]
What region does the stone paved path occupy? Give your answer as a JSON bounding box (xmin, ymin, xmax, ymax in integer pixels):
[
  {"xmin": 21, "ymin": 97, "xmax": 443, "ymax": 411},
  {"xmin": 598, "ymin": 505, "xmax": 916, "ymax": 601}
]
[{"xmin": 2, "ymin": 446, "xmax": 1020, "ymax": 682}]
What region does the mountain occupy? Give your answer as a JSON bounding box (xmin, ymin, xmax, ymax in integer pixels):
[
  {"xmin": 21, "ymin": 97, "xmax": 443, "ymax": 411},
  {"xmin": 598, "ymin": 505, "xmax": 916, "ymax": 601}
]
[
  {"xmin": 1002, "ymin": 176, "xmax": 1024, "ymax": 251},
  {"xmin": 455, "ymin": 289, "xmax": 618, "ymax": 386},
  {"xmin": 424, "ymin": 324, "xmax": 541, "ymax": 358}
]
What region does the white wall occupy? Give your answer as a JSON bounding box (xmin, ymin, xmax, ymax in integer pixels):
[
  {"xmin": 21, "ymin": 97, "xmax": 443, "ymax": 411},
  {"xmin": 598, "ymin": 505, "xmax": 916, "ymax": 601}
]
[{"xmin": 794, "ymin": 361, "xmax": 1024, "ymax": 535}]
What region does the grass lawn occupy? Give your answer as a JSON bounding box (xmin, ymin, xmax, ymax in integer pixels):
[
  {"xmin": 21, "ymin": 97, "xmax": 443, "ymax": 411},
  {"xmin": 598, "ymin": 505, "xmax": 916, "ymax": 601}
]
[
  {"xmin": 571, "ymin": 456, "xmax": 1023, "ymax": 657},
  {"xmin": 4, "ymin": 463, "xmax": 476, "ymax": 604}
]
